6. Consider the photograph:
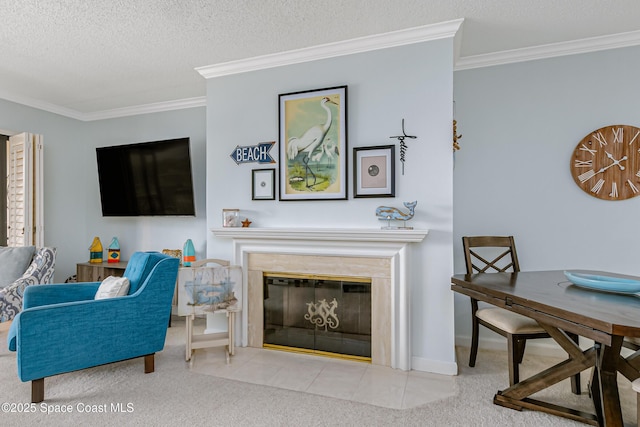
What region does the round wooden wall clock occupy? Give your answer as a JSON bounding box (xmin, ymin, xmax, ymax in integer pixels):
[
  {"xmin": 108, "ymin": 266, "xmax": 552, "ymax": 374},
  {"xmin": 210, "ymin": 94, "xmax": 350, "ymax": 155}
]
[{"xmin": 570, "ymin": 124, "xmax": 640, "ymax": 201}]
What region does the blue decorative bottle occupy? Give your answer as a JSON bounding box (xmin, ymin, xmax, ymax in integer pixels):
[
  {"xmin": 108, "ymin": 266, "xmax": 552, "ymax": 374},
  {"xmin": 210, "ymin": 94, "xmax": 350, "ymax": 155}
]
[{"xmin": 183, "ymin": 239, "xmax": 195, "ymax": 267}]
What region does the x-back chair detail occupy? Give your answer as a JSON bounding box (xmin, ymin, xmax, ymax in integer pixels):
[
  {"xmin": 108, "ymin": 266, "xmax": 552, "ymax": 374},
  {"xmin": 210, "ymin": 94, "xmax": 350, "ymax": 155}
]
[{"xmin": 463, "ymin": 236, "xmax": 580, "ymax": 391}]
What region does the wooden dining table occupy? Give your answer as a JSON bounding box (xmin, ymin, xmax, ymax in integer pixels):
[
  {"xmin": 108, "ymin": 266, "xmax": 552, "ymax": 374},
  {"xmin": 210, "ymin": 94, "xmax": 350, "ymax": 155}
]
[{"xmin": 451, "ymin": 270, "xmax": 640, "ymax": 426}]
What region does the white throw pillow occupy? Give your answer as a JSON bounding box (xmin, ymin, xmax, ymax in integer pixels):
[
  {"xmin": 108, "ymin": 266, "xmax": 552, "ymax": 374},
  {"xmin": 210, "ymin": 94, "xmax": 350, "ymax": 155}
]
[{"xmin": 95, "ymin": 276, "xmax": 130, "ymax": 300}]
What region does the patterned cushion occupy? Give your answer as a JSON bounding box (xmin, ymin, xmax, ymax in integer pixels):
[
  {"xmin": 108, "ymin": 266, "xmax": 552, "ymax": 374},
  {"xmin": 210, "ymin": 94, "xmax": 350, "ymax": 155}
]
[{"xmin": 0, "ymin": 247, "xmax": 56, "ymax": 322}]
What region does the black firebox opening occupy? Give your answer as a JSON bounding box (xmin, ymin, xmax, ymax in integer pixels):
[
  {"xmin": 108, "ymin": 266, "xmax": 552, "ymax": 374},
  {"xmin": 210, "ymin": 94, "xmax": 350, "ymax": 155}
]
[{"xmin": 263, "ymin": 275, "xmax": 372, "ymax": 358}]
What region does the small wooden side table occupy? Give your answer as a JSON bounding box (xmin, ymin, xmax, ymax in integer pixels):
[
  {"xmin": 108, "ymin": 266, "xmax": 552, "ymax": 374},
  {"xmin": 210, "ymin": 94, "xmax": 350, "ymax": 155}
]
[
  {"xmin": 76, "ymin": 261, "xmax": 127, "ymax": 282},
  {"xmin": 185, "ymin": 307, "xmax": 239, "ymax": 363}
]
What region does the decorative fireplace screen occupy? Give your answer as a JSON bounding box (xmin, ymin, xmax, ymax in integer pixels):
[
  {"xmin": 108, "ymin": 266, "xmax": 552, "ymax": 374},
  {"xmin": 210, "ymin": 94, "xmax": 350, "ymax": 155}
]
[{"xmin": 263, "ymin": 273, "xmax": 372, "ymax": 359}]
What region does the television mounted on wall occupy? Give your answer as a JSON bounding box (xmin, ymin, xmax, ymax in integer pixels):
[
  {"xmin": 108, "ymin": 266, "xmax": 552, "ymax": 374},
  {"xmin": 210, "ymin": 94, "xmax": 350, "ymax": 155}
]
[{"xmin": 96, "ymin": 137, "xmax": 196, "ymax": 216}]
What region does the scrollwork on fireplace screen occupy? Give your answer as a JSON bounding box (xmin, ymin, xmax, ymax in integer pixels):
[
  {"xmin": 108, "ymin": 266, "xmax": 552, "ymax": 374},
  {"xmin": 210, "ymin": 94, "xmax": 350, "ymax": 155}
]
[{"xmin": 305, "ymin": 298, "xmax": 340, "ymax": 331}]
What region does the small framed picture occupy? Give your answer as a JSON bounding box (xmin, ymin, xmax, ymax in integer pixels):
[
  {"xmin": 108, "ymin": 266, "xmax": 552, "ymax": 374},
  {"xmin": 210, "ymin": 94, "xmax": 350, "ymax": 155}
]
[
  {"xmin": 222, "ymin": 209, "xmax": 241, "ymax": 227},
  {"xmin": 252, "ymin": 168, "xmax": 276, "ymax": 200},
  {"xmin": 353, "ymin": 145, "xmax": 395, "ymax": 198}
]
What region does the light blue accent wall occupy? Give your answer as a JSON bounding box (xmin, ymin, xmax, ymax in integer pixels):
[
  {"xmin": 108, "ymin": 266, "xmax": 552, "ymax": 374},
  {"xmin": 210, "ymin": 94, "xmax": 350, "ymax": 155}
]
[
  {"xmin": 205, "ymin": 39, "xmax": 456, "ymax": 371},
  {"xmin": 83, "ymin": 109, "xmax": 208, "ymax": 263},
  {"xmin": 453, "ymin": 45, "xmax": 640, "ymax": 343},
  {"xmin": 0, "ymin": 99, "xmax": 206, "ymax": 282}
]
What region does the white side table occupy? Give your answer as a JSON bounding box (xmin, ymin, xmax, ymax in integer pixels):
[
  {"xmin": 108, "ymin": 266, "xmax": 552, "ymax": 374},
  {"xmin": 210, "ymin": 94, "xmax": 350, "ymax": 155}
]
[{"xmin": 185, "ymin": 307, "xmax": 239, "ymax": 362}]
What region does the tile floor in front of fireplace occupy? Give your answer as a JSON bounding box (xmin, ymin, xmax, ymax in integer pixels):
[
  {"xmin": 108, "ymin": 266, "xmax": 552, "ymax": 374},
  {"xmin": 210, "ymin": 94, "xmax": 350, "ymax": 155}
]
[{"xmin": 188, "ymin": 342, "xmax": 456, "ymax": 410}]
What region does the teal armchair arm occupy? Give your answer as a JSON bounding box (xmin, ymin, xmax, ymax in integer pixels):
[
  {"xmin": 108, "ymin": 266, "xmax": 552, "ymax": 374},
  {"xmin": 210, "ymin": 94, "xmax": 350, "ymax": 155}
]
[{"xmin": 22, "ymin": 283, "xmax": 100, "ymax": 309}]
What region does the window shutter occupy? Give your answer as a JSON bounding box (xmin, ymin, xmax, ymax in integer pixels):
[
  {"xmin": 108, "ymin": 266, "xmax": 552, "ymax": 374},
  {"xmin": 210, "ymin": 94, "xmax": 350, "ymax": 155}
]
[{"xmin": 6, "ymin": 133, "xmax": 43, "ymax": 247}]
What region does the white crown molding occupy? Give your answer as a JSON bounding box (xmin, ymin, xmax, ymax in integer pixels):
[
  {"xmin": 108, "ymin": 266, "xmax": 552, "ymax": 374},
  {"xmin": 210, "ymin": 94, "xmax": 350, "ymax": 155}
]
[
  {"xmin": 82, "ymin": 97, "xmax": 206, "ymax": 121},
  {"xmin": 0, "ymin": 91, "xmax": 206, "ymax": 121},
  {"xmin": 4, "ymin": 21, "xmax": 640, "ymax": 120},
  {"xmin": 455, "ymin": 29, "xmax": 640, "ymax": 71},
  {"xmin": 196, "ymin": 19, "xmax": 464, "ymax": 79},
  {"xmin": 0, "ymin": 91, "xmax": 86, "ymax": 121}
]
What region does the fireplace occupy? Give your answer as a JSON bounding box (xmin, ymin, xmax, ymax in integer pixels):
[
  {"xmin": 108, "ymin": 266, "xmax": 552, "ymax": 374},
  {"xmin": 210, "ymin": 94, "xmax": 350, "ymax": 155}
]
[
  {"xmin": 263, "ymin": 274, "xmax": 372, "ymax": 360},
  {"xmin": 213, "ymin": 227, "xmax": 428, "ymax": 370}
]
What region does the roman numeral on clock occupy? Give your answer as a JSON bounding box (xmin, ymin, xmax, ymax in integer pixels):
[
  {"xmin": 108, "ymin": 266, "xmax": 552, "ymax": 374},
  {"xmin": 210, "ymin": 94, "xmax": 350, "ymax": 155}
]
[
  {"xmin": 612, "ymin": 127, "xmax": 624, "ymax": 143},
  {"xmin": 610, "ymin": 182, "xmax": 618, "ymax": 198},
  {"xmin": 578, "ymin": 169, "xmax": 596, "ymax": 183},
  {"xmin": 628, "ymin": 179, "xmax": 639, "ymax": 194},
  {"xmin": 579, "ymin": 143, "xmax": 597, "ymax": 155},
  {"xmin": 592, "ymin": 131, "xmax": 607, "ymax": 147},
  {"xmin": 630, "ymin": 130, "xmax": 640, "ymax": 145},
  {"xmin": 574, "ymin": 159, "xmax": 592, "ymax": 168},
  {"xmin": 591, "ymin": 179, "xmax": 605, "ymax": 194}
]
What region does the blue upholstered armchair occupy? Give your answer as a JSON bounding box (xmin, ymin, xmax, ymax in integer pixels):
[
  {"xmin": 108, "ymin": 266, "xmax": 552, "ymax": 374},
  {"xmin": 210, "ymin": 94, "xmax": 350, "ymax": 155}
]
[{"xmin": 7, "ymin": 251, "xmax": 179, "ymax": 402}]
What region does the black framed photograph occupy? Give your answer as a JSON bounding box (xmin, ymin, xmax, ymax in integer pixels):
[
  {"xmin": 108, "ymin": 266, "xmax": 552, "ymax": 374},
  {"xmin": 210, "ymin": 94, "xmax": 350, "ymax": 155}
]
[
  {"xmin": 278, "ymin": 85, "xmax": 348, "ymax": 201},
  {"xmin": 353, "ymin": 145, "xmax": 395, "ymax": 198},
  {"xmin": 252, "ymin": 168, "xmax": 275, "ymax": 200}
]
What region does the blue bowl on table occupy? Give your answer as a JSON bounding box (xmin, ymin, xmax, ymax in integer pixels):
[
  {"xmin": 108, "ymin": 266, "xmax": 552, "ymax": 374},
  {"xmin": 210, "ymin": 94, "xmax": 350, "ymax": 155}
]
[{"xmin": 564, "ymin": 271, "xmax": 640, "ymax": 294}]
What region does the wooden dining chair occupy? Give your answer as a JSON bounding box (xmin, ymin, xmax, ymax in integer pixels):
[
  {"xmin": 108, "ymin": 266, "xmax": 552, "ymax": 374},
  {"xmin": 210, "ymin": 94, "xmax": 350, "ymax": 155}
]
[{"xmin": 463, "ymin": 236, "xmax": 552, "ymax": 385}]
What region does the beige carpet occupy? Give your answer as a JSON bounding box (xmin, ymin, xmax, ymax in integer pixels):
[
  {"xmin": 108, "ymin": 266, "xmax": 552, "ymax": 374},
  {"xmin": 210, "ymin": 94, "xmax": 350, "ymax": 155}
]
[{"xmin": 0, "ymin": 320, "xmax": 636, "ymax": 426}]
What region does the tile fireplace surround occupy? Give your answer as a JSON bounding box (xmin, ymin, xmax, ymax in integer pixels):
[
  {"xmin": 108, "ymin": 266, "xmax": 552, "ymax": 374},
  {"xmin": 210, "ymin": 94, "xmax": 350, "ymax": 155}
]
[{"xmin": 213, "ymin": 228, "xmax": 428, "ymax": 371}]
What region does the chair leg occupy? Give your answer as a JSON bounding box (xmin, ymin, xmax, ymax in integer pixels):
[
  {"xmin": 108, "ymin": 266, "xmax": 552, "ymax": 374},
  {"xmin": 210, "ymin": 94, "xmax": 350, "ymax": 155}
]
[
  {"xmin": 469, "ymin": 315, "xmax": 480, "ymax": 367},
  {"xmin": 515, "ymin": 338, "xmax": 526, "ymax": 364},
  {"xmin": 507, "ymin": 335, "xmax": 519, "ymax": 386},
  {"xmin": 144, "ymin": 354, "xmax": 155, "ymax": 373},
  {"xmin": 31, "ymin": 378, "xmax": 44, "ymax": 403}
]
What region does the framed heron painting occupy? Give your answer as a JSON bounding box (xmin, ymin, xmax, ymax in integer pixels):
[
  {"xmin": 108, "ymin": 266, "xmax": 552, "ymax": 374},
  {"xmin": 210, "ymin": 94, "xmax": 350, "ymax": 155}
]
[{"xmin": 278, "ymin": 85, "xmax": 348, "ymax": 201}]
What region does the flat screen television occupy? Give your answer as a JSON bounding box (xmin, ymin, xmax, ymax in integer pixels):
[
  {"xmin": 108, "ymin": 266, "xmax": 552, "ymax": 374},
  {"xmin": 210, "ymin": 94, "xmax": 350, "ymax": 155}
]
[{"xmin": 96, "ymin": 137, "xmax": 196, "ymax": 216}]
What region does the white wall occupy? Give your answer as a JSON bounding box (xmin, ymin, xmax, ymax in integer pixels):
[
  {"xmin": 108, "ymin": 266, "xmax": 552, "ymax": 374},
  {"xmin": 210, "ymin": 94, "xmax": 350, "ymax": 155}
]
[
  {"xmin": 453, "ymin": 45, "xmax": 640, "ymax": 349},
  {"xmin": 204, "ymin": 39, "xmax": 456, "ymax": 373},
  {"xmin": 0, "ymin": 99, "xmax": 207, "ymax": 282}
]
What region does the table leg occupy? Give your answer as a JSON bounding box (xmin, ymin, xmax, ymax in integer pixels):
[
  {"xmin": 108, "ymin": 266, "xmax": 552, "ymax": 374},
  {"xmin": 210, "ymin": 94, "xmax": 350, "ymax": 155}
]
[
  {"xmin": 592, "ymin": 336, "xmax": 624, "ymax": 427},
  {"xmin": 494, "ymin": 325, "xmax": 599, "ymax": 425}
]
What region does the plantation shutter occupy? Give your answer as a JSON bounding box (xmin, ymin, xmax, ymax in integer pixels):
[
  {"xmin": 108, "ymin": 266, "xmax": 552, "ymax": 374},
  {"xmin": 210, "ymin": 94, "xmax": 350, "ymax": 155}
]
[{"xmin": 6, "ymin": 133, "xmax": 43, "ymax": 247}]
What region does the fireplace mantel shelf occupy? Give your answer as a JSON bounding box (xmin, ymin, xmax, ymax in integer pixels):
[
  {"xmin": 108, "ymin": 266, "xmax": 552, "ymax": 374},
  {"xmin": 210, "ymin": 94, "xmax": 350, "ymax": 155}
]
[{"xmin": 212, "ymin": 227, "xmax": 428, "ymax": 243}]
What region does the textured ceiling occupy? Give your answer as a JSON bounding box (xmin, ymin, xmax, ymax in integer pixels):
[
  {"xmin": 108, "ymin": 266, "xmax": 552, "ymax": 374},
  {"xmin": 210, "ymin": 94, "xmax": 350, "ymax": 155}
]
[{"xmin": 2, "ymin": 0, "xmax": 640, "ymax": 117}]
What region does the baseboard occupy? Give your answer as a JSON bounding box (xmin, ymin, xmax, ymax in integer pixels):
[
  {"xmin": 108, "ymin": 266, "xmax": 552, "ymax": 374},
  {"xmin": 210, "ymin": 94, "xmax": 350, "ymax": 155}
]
[
  {"xmin": 411, "ymin": 356, "xmax": 458, "ymax": 375},
  {"xmin": 454, "ymin": 335, "xmax": 592, "ymax": 359},
  {"xmin": 409, "ymin": 336, "xmax": 579, "ymax": 376}
]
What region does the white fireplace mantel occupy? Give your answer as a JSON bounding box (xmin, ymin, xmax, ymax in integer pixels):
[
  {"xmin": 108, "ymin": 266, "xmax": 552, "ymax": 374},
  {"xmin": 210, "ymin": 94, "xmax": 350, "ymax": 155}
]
[
  {"xmin": 212, "ymin": 227, "xmax": 428, "ymax": 243},
  {"xmin": 212, "ymin": 227, "xmax": 428, "ymax": 370}
]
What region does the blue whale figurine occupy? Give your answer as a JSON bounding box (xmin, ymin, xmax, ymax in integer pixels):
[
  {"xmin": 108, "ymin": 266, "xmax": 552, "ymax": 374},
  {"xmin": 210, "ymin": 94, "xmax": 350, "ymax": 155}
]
[{"xmin": 376, "ymin": 201, "xmax": 417, "ymax": 221}]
